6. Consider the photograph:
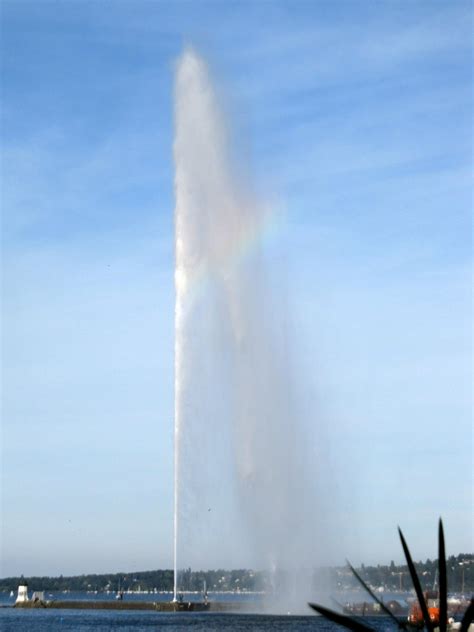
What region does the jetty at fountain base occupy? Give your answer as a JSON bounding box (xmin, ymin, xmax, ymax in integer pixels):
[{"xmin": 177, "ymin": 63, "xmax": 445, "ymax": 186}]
[{"xmin": 13, "ymin": 599, "xmax": 255, "ymax": 613}]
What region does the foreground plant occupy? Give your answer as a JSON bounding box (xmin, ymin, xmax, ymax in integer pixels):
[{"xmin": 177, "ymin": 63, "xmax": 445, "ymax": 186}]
[{"xmin": 308, "ymin": 520, "xmax": 473, "ymax": 632}]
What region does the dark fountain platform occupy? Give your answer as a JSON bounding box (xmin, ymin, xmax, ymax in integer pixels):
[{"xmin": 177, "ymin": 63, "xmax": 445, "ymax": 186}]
[{"xmin": 14, "ymin": 599, "xmax": 251, "ymax": 612}]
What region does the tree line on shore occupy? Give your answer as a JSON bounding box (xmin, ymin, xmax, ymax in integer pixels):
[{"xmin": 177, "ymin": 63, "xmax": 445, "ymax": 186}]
[{"xmin": 1, "ymin": 554, "xmax": 471, "ymax": 594}]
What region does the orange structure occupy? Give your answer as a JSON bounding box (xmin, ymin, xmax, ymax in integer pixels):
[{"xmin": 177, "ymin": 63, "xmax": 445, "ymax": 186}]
[{"xmin": 408, "ymin": 591, "xmax": 443, "ymax": 627}]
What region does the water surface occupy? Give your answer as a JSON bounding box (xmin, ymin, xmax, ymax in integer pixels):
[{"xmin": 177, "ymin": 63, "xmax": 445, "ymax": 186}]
[{"xmin": 0, "ymin": 610, "xmax": 399, "ymax": 632}]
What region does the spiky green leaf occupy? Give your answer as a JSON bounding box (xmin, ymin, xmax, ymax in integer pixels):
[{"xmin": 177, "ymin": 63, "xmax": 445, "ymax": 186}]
[
  {"xmin": 308, "ymin": 603, "xmax": 375, "ymax": 632},
  {"xmin": 398, "ymin": 526, "xmax": 433, "ymax": 632},
  {"xmin": 438, "ymin": 519, "xmax": 447, "ymax": 632}
]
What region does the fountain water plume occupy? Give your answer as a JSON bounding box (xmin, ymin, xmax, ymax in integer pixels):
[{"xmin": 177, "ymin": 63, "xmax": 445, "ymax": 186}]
[{"xmin": 173, "ymin": 48, "xmax": 331, "ymax": 611}]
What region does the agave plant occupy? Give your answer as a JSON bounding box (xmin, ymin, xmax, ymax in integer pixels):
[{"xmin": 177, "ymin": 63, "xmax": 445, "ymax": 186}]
[{"xmin": 309, "ymin": 520, "xmax": 473, "ymax": 632}]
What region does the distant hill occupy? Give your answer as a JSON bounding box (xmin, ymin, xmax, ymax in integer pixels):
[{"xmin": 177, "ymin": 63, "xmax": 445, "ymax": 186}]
[{"xmin": 1, "ymin": 554, "xmax": 472, "ymax": 594}]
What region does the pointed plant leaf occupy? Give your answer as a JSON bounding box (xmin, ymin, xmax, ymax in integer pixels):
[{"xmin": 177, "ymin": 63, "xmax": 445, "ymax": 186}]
[
  {"xmin": 347, "ymin": 560, "xmax": 406, "ymax": 629},
  {"xmin": 438, "ymin": 519, "xmax": 447, "ymax": 632},
  {"xmin": 460, "ymin": 599, "xmax": 474, "ymax": 632},
  {"xmin": 398, "ymin": 526, "xmax": 433, "ymax": 632},
  {"xmin": 308, "ymin": 603, "xmax": 375, "ymax": 632}
]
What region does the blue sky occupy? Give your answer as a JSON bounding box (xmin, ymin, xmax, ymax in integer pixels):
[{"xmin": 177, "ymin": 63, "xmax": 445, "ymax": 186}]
[{"xmin": 1, "ymin": 1, "xmax": 472, "ymax": 576}]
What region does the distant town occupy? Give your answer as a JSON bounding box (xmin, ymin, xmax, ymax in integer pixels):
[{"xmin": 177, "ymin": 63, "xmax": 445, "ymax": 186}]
[{"xmin": 1, "ymin": 554, "xmax": 472, "ymax": 595}]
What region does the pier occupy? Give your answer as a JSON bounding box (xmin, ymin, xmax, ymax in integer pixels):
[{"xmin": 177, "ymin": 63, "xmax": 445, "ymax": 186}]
[{"xmin": 13, "ymin": 599, "xmax": 253, "ymax": 613}]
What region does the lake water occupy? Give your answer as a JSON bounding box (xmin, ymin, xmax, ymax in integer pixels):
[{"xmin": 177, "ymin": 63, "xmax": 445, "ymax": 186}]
[{"xmin": 0, "ymin": 610, "xmax": 399, "ymax": 632}]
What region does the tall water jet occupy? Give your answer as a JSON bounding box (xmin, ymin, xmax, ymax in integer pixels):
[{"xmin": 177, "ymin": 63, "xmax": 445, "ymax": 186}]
[{"xmin": 173, "ymin": 48, "xmax": 333, "ymax": 611}]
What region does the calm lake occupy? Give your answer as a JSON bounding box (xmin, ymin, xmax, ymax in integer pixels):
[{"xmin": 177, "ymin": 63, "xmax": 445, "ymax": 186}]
[{"xmin": 0, "ymin": 610, "xmax": 399, "ymax": 632}]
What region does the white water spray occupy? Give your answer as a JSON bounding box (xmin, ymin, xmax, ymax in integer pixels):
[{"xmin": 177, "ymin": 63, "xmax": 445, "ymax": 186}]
[{"xmin": 173, "ymin": 48, "xmax": 333, "ymax": 610}]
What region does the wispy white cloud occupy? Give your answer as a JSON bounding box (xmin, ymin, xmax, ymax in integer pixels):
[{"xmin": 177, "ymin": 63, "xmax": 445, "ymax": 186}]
[{"xmin": 2, "ymin": 125, "xmax": 172, "ymax": 242}]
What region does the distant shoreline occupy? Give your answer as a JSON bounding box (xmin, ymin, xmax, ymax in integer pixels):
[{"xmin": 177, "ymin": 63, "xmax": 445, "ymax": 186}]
[{"xmin": 1, "ymin": 553, "xmax": 472, "ymax": 594}]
